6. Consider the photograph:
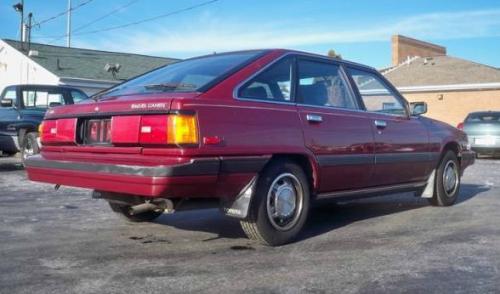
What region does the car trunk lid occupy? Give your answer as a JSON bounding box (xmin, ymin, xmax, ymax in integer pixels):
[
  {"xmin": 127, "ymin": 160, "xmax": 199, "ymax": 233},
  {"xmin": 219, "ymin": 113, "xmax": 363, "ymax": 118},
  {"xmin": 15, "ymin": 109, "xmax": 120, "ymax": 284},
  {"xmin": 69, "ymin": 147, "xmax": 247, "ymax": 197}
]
[{"xmin": 45, "ymin": 92, "xmax": 200, "ymax": 119}]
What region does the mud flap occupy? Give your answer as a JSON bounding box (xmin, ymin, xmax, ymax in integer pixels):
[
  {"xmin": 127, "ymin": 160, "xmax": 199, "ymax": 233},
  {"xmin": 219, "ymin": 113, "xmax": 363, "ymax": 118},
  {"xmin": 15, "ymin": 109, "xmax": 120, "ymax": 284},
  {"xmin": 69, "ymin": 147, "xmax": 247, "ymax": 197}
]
[
  {"xmin": 420, "ymin": 170, "xmax": 436, "ymax": 198},
  {"xmin": 221, "ymin": 177, "xmax": 257, "ymax": 219}
]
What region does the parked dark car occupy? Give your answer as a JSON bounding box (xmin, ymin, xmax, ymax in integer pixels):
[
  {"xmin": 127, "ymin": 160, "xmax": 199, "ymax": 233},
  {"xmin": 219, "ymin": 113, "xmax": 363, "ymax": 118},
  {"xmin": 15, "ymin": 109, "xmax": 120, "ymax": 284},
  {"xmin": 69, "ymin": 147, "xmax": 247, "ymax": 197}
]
[
  {"xmin": 25, "ymin": 50, "xmax": 474, "ymax": 246},
  {"xmin": 458, "ymin": 111, "xmax": 500, "ymax": 157},
  {"xmin": 0, "ymin": 84, "xmax": 88, "ymax": 162}
]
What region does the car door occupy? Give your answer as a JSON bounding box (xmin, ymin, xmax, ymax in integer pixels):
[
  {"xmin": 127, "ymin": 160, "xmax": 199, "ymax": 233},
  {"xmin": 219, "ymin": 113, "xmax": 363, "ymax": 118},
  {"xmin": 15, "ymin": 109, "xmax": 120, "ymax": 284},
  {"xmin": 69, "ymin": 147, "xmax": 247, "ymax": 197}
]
[
  {"xmin": 346, "ymin": 67, "xmax": 432, "ymax": 186},
  {"xmin": 0, "ymin": 86, "xmax": 22, "ymax": 152},
  {"xmin": 296, "ymin": 57, "xmax": 375, "ymax": 192}
]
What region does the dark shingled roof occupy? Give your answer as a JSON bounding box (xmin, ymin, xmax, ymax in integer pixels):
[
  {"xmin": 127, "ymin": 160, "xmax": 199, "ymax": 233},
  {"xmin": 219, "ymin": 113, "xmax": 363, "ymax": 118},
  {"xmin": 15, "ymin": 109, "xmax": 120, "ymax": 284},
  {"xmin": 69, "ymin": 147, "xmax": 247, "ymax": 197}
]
[
  {"xmin": 3, "ymin": 39, "xmax": 178, "ymax": 81},
  {"xmin": 383, "ymin": 55, "xmax": 500, "ymax": 87}
]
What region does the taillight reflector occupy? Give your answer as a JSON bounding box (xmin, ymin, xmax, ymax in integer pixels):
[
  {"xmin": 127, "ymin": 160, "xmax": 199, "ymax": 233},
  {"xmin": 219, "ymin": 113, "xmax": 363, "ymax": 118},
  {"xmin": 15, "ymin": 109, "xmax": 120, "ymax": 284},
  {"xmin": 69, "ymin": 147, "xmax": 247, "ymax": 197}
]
[{"xmin": 457, "ymin": 122, "xmax": 464, "ymax": 130}]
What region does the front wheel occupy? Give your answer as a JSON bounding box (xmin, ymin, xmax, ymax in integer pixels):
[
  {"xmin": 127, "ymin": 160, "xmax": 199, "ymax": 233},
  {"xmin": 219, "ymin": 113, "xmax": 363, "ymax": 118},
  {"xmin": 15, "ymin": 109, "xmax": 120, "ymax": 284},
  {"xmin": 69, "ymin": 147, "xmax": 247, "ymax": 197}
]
[
  {"xmin": 429, "ymin": 151, "xmax": 461, "ymax": 206},
  {"xmin": 21, "ymin": 132, "xmax": 40, "ymax": 165},
  {"xmin": 240, "ymin": 160, "xmax": 310, "ymax": 246}
]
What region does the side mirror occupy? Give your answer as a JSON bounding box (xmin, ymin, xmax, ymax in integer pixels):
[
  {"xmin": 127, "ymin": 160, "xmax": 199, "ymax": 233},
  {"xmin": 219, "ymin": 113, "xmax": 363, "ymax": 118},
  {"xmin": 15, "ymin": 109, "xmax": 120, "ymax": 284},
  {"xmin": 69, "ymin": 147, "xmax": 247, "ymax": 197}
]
[
  {"xmin": 410, "ymin": 102, "xmax": 427, "ymax": 116},
  {"xmin": 0, "ymin": 98, "xmax": 13, "ymax": 107},
  {"xmin": 49, "ymin": 102, "xmax": 63, "ymax": 108}
]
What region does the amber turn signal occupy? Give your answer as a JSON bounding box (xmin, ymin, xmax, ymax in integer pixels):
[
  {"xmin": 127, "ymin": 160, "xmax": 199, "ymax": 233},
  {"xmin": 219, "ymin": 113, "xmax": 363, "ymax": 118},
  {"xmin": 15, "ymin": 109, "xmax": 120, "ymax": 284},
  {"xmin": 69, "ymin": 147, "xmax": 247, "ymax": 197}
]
[{"xmin": 166, "ymin": 114, "xmax": 199, "ymax": 145}]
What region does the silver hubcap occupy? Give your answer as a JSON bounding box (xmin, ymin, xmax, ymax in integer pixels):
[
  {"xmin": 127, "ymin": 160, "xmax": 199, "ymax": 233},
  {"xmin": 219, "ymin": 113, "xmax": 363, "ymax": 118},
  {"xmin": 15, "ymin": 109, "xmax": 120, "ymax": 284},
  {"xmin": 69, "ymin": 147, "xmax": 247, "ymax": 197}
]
[
  {"xmin": 23, "ymin": 140, "xmax": 34, "ymax": 160},
  {"xmin": 266, "ymin": 173, "xmax": 303, "ymax": 231},
  {"xmin": 443, "ymin": 160, "xmax": 459, "ymax": 197}
]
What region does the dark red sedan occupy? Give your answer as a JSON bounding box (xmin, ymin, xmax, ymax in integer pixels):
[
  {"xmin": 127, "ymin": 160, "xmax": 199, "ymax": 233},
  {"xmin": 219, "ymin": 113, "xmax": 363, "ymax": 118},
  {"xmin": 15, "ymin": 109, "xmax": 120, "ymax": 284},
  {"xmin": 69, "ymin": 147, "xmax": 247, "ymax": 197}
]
[{"xmin": 25, "ymin": 49, "xmax": 475, "ymax": 246}]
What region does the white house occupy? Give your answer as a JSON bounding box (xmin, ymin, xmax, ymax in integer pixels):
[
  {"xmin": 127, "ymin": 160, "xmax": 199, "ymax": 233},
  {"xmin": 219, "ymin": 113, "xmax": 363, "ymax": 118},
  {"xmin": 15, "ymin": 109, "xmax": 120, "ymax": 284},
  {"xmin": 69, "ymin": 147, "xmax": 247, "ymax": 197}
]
[{"xmin": 0, "ymin": 39, "xmax": 177, "ymax": 95}]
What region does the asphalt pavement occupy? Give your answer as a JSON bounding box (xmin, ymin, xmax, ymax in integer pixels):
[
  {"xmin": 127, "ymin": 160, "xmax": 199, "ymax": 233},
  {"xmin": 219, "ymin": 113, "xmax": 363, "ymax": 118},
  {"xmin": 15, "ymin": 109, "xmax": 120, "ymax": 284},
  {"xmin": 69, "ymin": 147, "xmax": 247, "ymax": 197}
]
[{"xmin": 0, "ymin": 156, "xmax": 499, "ymax": 293}]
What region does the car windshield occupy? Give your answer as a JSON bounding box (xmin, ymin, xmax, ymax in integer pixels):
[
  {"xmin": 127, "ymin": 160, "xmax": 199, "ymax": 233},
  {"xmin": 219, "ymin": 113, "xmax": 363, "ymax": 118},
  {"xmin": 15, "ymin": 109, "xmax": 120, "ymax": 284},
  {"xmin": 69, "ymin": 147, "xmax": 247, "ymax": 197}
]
[
  {"xmin": 98, "ymin": 51, "xmax": 264, "ymax": 98},
  {"xmin": 466, "ymin": 112, "xmax": 500, "ymax": 122}
]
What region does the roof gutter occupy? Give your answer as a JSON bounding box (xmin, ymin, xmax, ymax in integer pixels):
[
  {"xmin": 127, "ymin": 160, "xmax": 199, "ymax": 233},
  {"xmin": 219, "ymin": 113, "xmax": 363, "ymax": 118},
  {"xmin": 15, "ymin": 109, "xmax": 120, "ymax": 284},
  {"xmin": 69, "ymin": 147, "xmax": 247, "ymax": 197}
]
[
  {"xmin": 58, "ymin": 77, "xmax": 119, "ymax": 90},
  {"xmin": 397, "ymin": 82, "xmax": 500, "ymax": 93}
]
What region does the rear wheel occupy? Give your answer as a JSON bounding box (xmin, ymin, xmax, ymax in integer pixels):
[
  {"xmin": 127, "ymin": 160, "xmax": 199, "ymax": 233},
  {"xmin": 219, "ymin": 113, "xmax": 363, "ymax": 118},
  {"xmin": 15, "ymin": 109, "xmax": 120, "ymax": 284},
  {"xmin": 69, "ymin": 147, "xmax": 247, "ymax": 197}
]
[
  {"xmin": 240, "ymin": 160, "xmax": 310, "ymax": 246},
  {"xmin": 21, "ymin": 132, "xmax": 40, "ymax": 165},
  {"xmin": 429, "ymin": 151, "xmax": 460, "ymax": 206},
  {"xmin": 108, "ymin": 202, "xmax": 163, "ymax": 222}
]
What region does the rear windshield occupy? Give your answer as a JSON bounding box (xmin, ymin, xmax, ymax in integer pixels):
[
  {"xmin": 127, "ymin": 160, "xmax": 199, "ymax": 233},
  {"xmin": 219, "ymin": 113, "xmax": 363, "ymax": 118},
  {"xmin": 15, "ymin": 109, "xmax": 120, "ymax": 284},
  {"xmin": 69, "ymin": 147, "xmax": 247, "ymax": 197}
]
[
  {"xmin": 98, "ymin": 51, "xmax": 264, "ymax": 98},
  {"xmin": 466, "ymin": 113, "xmax": 500, "ymax": 122}
]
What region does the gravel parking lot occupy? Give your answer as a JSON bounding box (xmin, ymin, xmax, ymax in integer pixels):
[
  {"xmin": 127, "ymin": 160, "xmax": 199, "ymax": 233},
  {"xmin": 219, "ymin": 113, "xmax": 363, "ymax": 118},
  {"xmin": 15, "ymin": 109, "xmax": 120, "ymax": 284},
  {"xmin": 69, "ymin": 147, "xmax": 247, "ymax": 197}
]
[{"xmin": 0, "ymin": 157, "xmax": 499, "ymax": 293}]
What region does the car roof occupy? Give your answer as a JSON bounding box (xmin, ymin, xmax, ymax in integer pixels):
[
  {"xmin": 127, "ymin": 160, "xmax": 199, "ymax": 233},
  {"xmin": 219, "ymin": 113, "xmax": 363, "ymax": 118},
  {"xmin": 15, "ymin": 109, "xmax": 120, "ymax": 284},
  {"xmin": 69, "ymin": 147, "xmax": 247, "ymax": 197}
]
[
  {"xmin": 468, "ymin": 111, "xmax": 500, "ymax": 116},
  {"xmin": 5, "ymin": 84, "xmax": 84, "ymax": 91},
  {"xmin": 275, "ymin": 49, "xmax": 378, "ymax": 71},
  {"xmin": 176, "ymin": 49, "xmax": 377, "ymax": 72}
]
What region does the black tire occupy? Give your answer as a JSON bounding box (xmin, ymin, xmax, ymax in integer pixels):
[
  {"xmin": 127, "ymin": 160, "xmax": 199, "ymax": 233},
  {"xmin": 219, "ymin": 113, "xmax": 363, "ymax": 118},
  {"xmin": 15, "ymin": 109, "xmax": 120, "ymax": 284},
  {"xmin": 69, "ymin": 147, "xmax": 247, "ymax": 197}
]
[
  {"xmin": 108, "ymin": 202, "xmax": 163, "ymax": 222},
  {"xmin": 21, "ymin": 132, "xmax": 40, "ymax": 165},
  {"xmin": 429, "ymin": 151, "xmax": 461, "ymax": 206},
  {"xmin": 240, "ymin": 159, "xmax": 310, "ymax": 246}
]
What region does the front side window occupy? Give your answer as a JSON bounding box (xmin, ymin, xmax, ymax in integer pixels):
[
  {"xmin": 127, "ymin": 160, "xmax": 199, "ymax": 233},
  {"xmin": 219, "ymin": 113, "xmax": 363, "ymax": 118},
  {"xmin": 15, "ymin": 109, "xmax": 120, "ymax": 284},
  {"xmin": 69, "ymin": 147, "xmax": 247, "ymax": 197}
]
[
  {"xmin": 1, "ymin": 88, "xmax": 17, "ymax": 107},
  {"xmin": 22, "ymin": 90, "xmax": 65, "ymax": 109},
  {"xmin": 348, "ymin": 68, "xmax": 407, "ymax": 116},
  {"xmin": 297, "ymin": 60, "xmax": 357, "ymax": 109},
  {"xmin": 239, "ymin": 57, "xmax": 292, "ymax": 101},
  {"xmin": 100, "ymin": 51, "xmax": 264, "ymax": 98}
]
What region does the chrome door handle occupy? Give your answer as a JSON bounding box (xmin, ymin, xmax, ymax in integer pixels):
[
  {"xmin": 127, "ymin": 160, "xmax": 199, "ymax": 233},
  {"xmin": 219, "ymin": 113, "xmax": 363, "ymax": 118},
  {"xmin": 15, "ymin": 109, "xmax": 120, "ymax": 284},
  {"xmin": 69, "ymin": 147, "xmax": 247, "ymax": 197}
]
[
  {"xmin": 374, "ymin": 120, "xmax": 387, "ymax": 129},
  {"xmin": 306, "ymin": 114, "xmax": 323, "ymax": 123}
]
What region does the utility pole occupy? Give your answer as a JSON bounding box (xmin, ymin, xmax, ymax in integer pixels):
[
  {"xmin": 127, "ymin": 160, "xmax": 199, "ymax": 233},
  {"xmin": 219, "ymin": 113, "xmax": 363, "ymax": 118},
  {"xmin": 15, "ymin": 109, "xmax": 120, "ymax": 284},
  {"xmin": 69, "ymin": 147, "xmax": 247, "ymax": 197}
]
[
  {"xmin": 27, "ymin": 12, "xmax": 33, "ymax": 51},
  {"xmin": 20, "ymin": 0, "xmax": 24, "ymax": 48},
  {"xmin": 66, "ymin": 0, "xmax": 72, "ymax": 47}
]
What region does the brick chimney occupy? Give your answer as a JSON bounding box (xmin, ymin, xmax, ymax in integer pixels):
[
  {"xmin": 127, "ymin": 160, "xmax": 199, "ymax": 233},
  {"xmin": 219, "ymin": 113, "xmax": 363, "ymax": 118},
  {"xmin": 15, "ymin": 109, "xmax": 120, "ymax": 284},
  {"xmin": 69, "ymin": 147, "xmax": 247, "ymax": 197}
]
[{"xmin": 391, "ymin": 35, "xmax": 446, "ymax": 66}]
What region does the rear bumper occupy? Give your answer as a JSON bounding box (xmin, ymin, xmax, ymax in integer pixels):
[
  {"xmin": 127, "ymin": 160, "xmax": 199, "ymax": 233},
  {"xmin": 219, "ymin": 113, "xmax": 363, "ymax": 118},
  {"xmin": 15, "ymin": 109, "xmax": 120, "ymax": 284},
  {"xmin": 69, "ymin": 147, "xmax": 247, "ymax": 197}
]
[
  {"xmin": 25, "ymin": 154, "xmax": 269, "ymax": 198},
  {"xmin": 471, "ymin": 147, "xmax": 500, "ymax": 154},
  {"xmin": 460, "ymin": 150, "xmax": 475, "ymax": 174}
]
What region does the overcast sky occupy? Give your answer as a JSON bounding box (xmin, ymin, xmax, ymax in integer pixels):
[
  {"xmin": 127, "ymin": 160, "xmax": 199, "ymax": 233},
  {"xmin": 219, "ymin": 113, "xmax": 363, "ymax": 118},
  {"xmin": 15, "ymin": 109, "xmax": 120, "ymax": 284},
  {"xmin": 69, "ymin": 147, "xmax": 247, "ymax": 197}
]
[{"xmin": 1, "ymin": 0, "xmax": 499, "ymax": 68}]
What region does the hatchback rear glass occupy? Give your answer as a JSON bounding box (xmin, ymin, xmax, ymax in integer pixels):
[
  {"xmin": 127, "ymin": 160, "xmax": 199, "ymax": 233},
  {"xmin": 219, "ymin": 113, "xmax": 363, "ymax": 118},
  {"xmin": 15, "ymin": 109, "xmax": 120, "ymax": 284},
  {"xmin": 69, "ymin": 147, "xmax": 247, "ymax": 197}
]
[
  {"xmin": 466, "ymin": 112, "xmax": 500, "ymax": 122},
  {"xmin": 98, "ymin": 51, "xmax": 265, "ymax": 98}
]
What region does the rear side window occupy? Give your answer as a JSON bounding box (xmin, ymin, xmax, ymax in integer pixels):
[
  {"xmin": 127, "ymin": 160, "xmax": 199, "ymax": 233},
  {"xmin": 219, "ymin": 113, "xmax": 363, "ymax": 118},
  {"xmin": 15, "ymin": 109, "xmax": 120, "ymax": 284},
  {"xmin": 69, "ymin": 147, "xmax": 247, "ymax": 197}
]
[
  {"xmin": 466, "ymin": 113, "xmax": 500, "ymax": 122},
  {"xmin": 239, "ymin": 57, "xmax": 292, "ymax": 101},
  {"xmin": 297, "ymin": 60, "xmax": 357, "ymax": 109},
  {"xmin": 348, "ymin": 68, "xmax": 407, "ymax": 116},
  {"xmin": 22, "ymin": 90, "xmax": 66, "ymax": 109}
]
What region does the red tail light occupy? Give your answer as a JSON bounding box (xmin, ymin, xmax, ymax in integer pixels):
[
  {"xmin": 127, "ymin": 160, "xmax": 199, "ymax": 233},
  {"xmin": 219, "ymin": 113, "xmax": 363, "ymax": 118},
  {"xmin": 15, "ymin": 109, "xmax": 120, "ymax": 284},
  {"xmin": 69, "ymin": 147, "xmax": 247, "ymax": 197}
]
[
  {"xmin": 40, "ymin": 114, "xmax": 198, "ymax": 147},
  {"xmin": 40, "ymin": 119, "xmax": 77, "ymax": 144},
  {"xmin": 139, "ymin": 115, "xmax": 168, "ymax": 145},
  {"xmin": 139, "ymin": 114, "xmax": 199, "ymax": 145},
  {"xmin": 457, "ymin": 122, "xmax": 464, "ymax": 130}
]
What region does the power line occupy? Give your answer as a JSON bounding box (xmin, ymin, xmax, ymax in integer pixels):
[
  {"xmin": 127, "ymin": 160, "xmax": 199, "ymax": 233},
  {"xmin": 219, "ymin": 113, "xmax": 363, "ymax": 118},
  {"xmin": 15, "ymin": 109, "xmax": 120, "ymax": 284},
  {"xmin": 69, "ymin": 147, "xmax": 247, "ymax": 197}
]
[
  {"xmin": 34, "ymin": 0, "xmax": 94, "ymax": 26},
  {"xmin": 45, "ymin": 0, "xmax": 219, "ymax": 45},
  {"xmin": 73, "ymin": 0, "xmax": 218, "ymax": 36},
  {"xmin": 73, "ymin": 0, "xmax": 140, "ymax": 33},
  {"xmin": 32, "ymin": 0, "xmax": 138, "ymax": 41}
]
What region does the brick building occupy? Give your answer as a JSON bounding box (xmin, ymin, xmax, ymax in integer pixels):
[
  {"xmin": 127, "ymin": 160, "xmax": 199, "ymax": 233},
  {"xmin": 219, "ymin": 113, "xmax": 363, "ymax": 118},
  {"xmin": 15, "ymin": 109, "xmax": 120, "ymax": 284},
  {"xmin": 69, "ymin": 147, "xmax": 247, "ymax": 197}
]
[{"xmin": 383, "ymin": 35, "xmax": 500, "ymax": 126}]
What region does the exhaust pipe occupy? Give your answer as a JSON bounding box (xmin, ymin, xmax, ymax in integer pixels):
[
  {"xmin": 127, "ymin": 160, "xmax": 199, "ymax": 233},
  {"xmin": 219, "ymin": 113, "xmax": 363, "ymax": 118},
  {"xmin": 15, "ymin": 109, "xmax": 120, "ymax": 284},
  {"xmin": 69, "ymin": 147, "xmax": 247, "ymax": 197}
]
[
  {"xmin": 129, "ymin": 199, "xmax": 174, "ymax": 215},
  {"xmin": 129, "ymin": 203, "xmax": 158, "ymax": 215}
]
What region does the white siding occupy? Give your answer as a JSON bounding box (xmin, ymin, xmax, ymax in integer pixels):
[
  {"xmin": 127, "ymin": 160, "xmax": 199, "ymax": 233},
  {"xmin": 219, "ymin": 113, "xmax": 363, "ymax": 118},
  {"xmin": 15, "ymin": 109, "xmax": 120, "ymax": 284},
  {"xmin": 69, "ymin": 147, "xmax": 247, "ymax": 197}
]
[{"xmin": 0, "ymin": 40, "xmax": 59, "ymax": 93}]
